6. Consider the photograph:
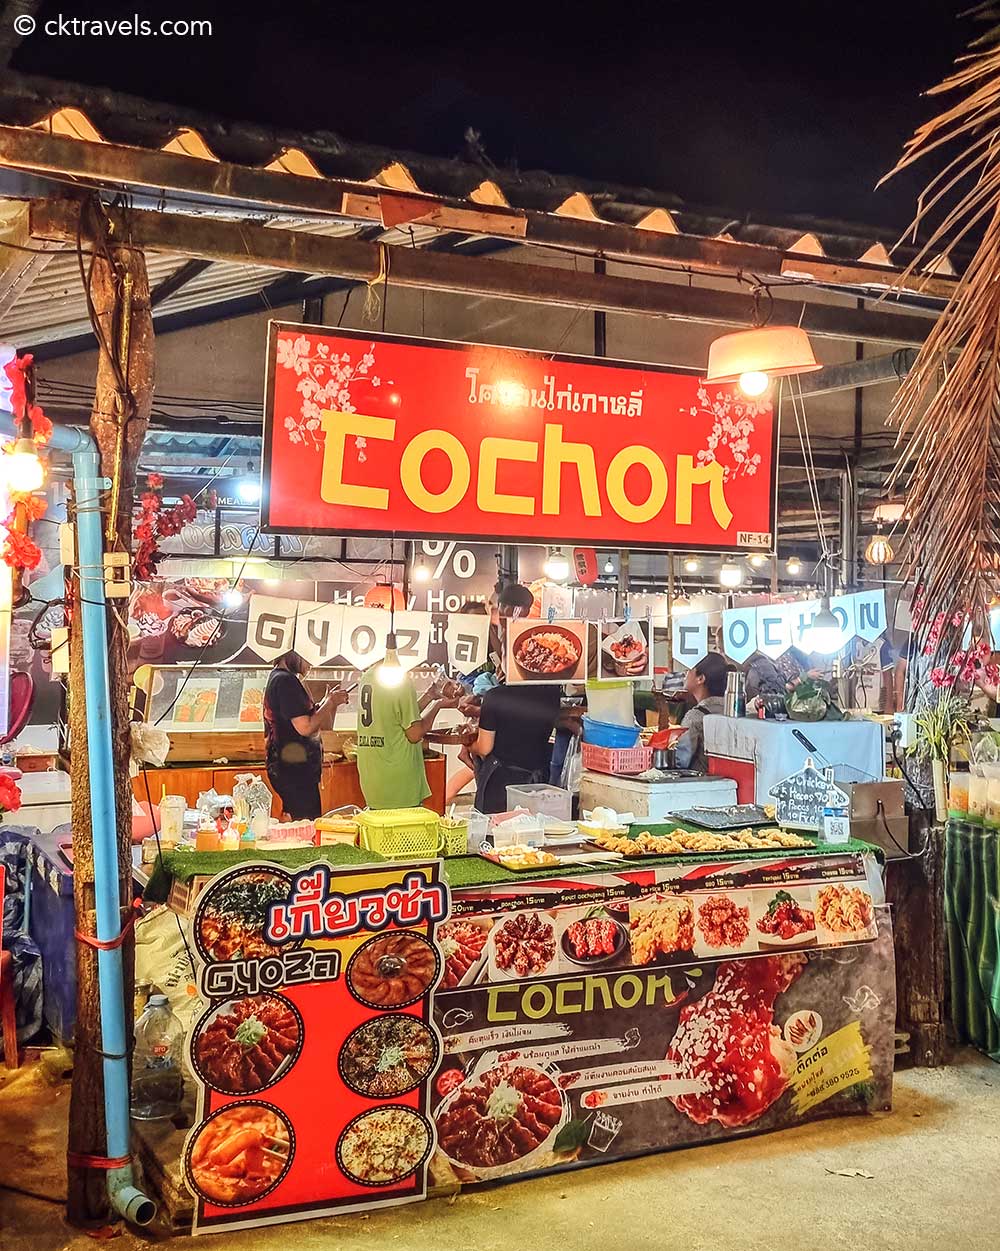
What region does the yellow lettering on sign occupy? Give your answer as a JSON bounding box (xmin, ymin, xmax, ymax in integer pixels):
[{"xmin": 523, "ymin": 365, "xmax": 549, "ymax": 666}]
[
  {"xmin": 542, "ymin": 424, "xmax": 601, "ymax": 516},
  {"xmin": 790, "ymin": 1021, "xmax": 874, "ymax": 1115},
  {"xmin": 399, "ymin": 429, "xmax": 470, "ymax": 514},
  {"xmin": 675, "ymin": 455, "xmax": 734, "ymax": 530},
  {"xmin": 486, "ymin": 986, "xmax": 519, "ymax": 1023},
  {"xmin": 477, "ymin": 437, "xmax": 537, "ymax": 515},
  {"xmin": 522, "ymin": 984, "xmax": 553, "ymax": 1020},
  {"xmin": 606, "ymin": 446, "xmax": 668, "ymax": 524},
  {"xmin": 554, "ymin": 980, "xmax": 584, "ymax": 1015},
  {"xmin": 319, "ymin": 410, "xmax": 394, "ymax": 510}
]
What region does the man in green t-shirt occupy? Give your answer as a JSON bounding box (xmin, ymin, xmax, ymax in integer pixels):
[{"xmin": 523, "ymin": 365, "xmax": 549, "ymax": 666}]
[{"xmin": 356, "ymin": 670, "xmax": 459, "ymax": 810}]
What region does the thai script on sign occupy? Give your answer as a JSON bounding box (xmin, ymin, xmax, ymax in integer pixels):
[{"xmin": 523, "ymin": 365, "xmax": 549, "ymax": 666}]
[
  {"xmin": 200, "ymin": 948, "xmax": 341, "ymax": 999},
  {"xmin": 465, "ymin": 368, "xmax": 643, "ymax": 417},
  {"xmin": 266, "ymin": 868, "xmax": 448, "ymax": 943}
]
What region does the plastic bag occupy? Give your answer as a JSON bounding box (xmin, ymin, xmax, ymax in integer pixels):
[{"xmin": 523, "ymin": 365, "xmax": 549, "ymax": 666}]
[
  {"xmin": 785, "ymin": 678, "xmax": 841, "ymax": 722},
  {"xmin": 129, "ymin": 721, "xmax": 171, "ymax": 775},
  {"xmin": 134, "ymin": 905, "xmax": 203, "ymax": 1031},
  {"xmin": 559, "ymin": 733, "xmax": 582, "ymax": 794}
]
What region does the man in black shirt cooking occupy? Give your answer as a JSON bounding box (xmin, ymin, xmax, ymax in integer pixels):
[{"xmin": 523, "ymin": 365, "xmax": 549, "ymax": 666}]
[{"xmin": 263, "ymin": 650, "xmax": 349, "ymax": 819}]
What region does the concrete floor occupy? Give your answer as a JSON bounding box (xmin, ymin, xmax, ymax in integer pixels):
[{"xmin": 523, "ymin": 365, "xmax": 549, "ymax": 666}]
[{"xmin": 2, "ymin": 1050, "xmax": 999, "ymax": 1251}]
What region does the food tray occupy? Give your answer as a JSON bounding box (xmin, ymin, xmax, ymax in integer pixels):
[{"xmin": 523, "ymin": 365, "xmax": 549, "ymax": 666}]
[
  {"xmin": 479, "ymin": 849, "xmax": 560, "ymax": 872},
  {"xmin": 668, "ymin": 804, "xmax": 775, "ymax": 830},
  {"xmin": 582, "ymin": 837, "xmax": 817, "ymax": 860},
  {"xmin": 581, "ymin": 742, "xmax": 653, "ymax": 775}
]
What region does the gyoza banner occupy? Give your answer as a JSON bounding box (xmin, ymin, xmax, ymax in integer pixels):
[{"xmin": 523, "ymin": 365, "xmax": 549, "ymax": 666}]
[
  {"xmin": 244, "ymin": 594, "xmax": 490, "ymax": 672},
  {"xmin": 692, "ymin": 589, "xmax": 887, "ymax": 668}
]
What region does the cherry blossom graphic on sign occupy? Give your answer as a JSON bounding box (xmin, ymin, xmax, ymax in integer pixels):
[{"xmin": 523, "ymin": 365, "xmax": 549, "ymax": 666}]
[
  {"xmin": 275, "ymin": 332, "xmax": 391, "ymax": 463},
  {"xmin": 687, "ymin": 384, "xmax": 768, "ymax": 481}
]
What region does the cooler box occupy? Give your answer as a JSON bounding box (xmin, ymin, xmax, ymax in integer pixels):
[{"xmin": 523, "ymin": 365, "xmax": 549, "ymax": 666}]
[{"xmin": 579, "ymin": 771, "xmax": 737, "ymax": 822}]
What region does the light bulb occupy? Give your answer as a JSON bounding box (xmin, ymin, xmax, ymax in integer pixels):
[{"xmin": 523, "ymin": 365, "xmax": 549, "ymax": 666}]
[
  {"xmin": 222, "ymin": 588, "xmax": 244, "ymax": 610},
  {"xmin": 604, "ymin": 558, "xmax": 614, "ymax": 575},
  {"xmin": 671, "ymin": 596, "xmax": 692, "ymax": 616},
  {"xmin": 413, "ymin": 559, "xmax": 431, "ymax": 584},
  {"xmin": 747, "ymin": 553, "xmax": 768, "ymax": 569},
  {"xmin": 683, "ymin": 557, "xmax": 701, "ymax": 574},
  {"xmin": 376, "ymin": 637, "xmax": 407, "ymax": 688},
  {"xmin": 544, "ymin": 547, "xmax": 570, "ymax": 581},
  {"xmin": 719, "ymin": 561, "xmax": 743, "ymax": 589},
  {"xmin": 786, "ymin": 556, "xmax": 803, "ymax": 576},
  {"xmin": 237, "ymin": 478, "xmax": 261, "ymax": 505},
  {"xmin": 738, "ymin": 370, "xmax": 769, "ymax": 397},
  {"xmin": 5, "ymin": 439, "xmax": 43, "ymax": 492},
  {"xmin": 808, "ymin": 599, "xmax": 842, "ymax": 654}
]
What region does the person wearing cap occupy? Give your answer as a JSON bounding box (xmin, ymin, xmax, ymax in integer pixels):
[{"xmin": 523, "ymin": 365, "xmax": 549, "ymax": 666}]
[{"xmin": 673, "ymin": 652, "xmax": 728, "ymax": 773}]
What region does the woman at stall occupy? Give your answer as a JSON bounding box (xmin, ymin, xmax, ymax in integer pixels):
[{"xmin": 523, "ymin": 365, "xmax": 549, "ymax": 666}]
[
  {"xmin": 263, "ymin": 650, "xmax": 349, "ymax": 819},
  {"xmin": 673, "ymin": 652, "xmax": 728, "ymax": 773}
]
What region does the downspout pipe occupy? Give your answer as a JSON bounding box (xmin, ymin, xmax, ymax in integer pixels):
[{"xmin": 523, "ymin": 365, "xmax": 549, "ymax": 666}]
[{"xmin": 2, "ymin": 417, "xmax": 155, "ymax": 1226}]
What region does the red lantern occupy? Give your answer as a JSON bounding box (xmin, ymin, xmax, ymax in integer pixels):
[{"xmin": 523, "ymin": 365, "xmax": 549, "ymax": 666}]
[
  {"xmin": 364, "ymin": 583, "xmax": 406, "ymax": 611},
  {"xmin": 573, "ymin": 548, "xmax": 598, "ymax": 586}
]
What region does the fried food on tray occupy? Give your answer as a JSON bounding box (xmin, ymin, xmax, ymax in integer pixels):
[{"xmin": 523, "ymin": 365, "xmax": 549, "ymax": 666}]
[
  {"xmin": 492, "ymin": 845, "xmax": 559, "ymax": 870},
  {"xmin": 188, "ymin": 1104, "xmax": 291, "ymax": 1205},
  {"xmin": 629, "ymin": 896, "xmax": 694, "ymax": 964},
  {"xmin": 815, "ymin": 884, "xmax": 875, "ymax": 935},
  {"xmin": 590, "ymin": 826, "xmax": 812, "ymax": 857}
]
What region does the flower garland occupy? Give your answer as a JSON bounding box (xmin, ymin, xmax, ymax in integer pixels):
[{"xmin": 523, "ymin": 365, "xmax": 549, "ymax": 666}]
[
  {"xmin": 134, "ymin": 472, "xmax": 198, "ymax": 580},
  {"xmin": 0, "ymin": 772, "xmax": 22, "ymax": 815},
  {"xmin": 2, "ymin": 352, "xmax": 52, "ymax": 574}
]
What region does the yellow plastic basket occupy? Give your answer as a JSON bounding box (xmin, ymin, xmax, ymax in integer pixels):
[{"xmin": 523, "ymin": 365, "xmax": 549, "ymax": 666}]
[
  {"xmin": 357, "ymin": 807, "xmax": 444, "ymax": 859},
  {"xmin": 438, "ymin": 817, "xmax": 469, "ymax": 857}
]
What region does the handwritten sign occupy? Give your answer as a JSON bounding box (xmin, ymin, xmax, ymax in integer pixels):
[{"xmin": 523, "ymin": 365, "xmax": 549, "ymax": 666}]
[{"xmin": 769, "ymin": 761, "xmax": 848, "ymax": 832}]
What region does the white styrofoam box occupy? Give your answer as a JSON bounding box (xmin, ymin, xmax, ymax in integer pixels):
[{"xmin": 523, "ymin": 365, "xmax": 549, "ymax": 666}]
[
  {"xmin": 579, "ymin": 771, "xmax": 738, "ymax": 822},
  {"xmin": 18, "ymin": 770, "xmax": 72, "ymax": 802}
]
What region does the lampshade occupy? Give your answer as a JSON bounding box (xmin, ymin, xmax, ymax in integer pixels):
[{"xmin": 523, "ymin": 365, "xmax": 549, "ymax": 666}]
[
  {"xmin": 865, "ymin": 533, "xmax": 895, "ymax": 566},
  {"xmin": 872, "ymin": 500, "xmax": 906, "ymax": 524},
  {"xmin": 705, "ymin": 325, "xmax": 821, "ymax": 385}
]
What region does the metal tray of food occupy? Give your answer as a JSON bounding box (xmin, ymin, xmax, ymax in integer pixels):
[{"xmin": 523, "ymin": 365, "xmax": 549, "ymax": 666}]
[{"xmin": 669, "ymin": 804, "xmax": 775, "ymax": 830}]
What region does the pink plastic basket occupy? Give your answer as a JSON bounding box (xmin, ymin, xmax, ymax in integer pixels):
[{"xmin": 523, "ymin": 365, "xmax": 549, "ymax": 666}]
[{"xmin": 581, "ymin": 742, "xmax": 653, "ymax": 776}]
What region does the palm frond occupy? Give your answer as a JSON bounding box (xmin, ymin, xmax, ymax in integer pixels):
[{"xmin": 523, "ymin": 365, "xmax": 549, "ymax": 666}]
[{"xmin": 883, "ymin": 11, "xmax": 1000, "ymax": 658}]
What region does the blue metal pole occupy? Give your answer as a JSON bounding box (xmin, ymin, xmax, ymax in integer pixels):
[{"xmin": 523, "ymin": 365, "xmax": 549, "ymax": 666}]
[{"xmin": 71, "ymin": 447, "xmax": 154, "ymax": 1225}]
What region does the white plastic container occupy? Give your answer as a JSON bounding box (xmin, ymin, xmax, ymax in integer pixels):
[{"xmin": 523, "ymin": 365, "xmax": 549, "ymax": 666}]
[
  {"xmin": 158, "ymin": 794, "xmax": 186, "ymax": 845},
  {"xmin": 505, "ymin": 783, "xmax": 572, "ymax": 822}
]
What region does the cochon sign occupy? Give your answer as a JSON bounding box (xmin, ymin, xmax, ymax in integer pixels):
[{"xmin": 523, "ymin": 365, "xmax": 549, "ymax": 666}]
[{"xmin": 262, "ymin": 324, "xmax": 777, "ymax": 552}]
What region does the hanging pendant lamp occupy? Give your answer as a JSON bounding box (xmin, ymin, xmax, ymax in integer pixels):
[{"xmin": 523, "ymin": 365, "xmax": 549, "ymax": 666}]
[{"xmin": 706, "ymin": 285, "xmax": 820, "ymax": 397}]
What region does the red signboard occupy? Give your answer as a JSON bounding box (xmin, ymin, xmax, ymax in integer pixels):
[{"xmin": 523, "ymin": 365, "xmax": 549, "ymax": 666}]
[{"xmin": 262, "ymin": 325, "xmax": 776, "ymax": 552}]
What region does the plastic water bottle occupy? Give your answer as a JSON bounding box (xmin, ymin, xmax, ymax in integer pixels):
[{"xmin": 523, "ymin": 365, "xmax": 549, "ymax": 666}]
[{"xmin": 131, "ymin": 994, "xmax": 184, "ymax": 1120}]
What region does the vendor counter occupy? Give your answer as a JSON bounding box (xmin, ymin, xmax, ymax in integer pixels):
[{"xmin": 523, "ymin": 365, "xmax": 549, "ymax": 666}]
[
  {"xmin": 140, "ymin": 832, "xmax": 895, "ymax": 1231},
  {"xmin": 131, "ymin": 751, "xmax": 447, "ymax": 816},
  {"xmin": 705, "ymin": 714, "xmax": 885, "ymax": 804}
]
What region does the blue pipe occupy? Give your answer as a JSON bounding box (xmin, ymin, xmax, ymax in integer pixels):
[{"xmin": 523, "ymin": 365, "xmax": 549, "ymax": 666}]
[{"xmin": 3, "ymin": 418, "xmax": 155, "ymax": 1225}]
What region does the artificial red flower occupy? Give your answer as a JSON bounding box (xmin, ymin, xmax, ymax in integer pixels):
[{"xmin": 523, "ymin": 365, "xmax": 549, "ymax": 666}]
[
  {"xmin": 147, "ymin": 473, "xmax": 164, "ymax": 490},
  {"xmin": 2, "ymin": 529, "xmax": 41, "ymax": 571},
  {"xmin": 2, "ymin": 354, "xmax": 30, "ymax": 419},
  {"xmin": 139, "ymin": 492, "xmax": 161, "ymax": 513},
  {"xmin": 27, "ymin": 405, "xmax": 52, "ymax": 446},
  {"xmin": 930, "ymin": 667, "xmax": 955, "ymax": 688},
  {"xmin": 0, "ymin": 775, "xmax": 22, "ymax": 813}
]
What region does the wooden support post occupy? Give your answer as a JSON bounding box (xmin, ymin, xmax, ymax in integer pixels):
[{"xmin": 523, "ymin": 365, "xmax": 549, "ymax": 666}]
[{"xmin": 67, "ymin": 209, "xmax": 154, "ymax": 1226}]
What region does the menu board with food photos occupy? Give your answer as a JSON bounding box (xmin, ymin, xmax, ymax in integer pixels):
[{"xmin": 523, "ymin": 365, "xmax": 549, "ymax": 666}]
[
  {"xmin": 183, "ymin": 859, "xmax": 450, "ymax": 1235},
  {"xmin": 142, "ymin": 666, "xmax": 272, "ymax": 732}
]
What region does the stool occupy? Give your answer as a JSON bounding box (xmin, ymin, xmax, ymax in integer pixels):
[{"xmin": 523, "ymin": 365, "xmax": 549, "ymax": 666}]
[{"xmin": 0, "ymin": 949, "xmax": 18, "ymax": 1069}]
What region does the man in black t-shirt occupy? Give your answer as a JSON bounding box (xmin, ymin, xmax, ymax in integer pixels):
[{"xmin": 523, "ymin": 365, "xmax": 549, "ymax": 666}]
[
  {"xmin": 471, "ymin": 683, "xmax": 561, "ymax": 813},
  {"xmin": 263, "ymin": 650, "xmax": 349, "ymax": 819}
]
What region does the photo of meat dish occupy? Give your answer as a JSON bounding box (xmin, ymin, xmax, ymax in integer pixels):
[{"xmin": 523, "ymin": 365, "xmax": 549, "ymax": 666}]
[
  {"xmin": 492, "ymin": 912, "xmax": 556, "ymax": 977},
  {"xmin": 562, "ymin": 914, "xmax": 626, "ymax": 964},
  {"xmin": 602, "ymin": 622, "xmax": 650, "ymax": 677},
  {"xmin": 187, "ymin": 1103, "xmax": 292, "ymax": 1206},
  {"xmin": 347, "ymin": 932, "xmax": 440, "ymax": 1009},
  {"xmin": 629, "ymin": 896, "xmax": 694, "ymax": 965},
  {"xmin": 435, "ymin": 1062, "xmax": 564, "ymax": 1171},
  {"xmin": 511, "ymin": 625, "xmax": 583, "ymax": 680},
  {"xmin": 194, "ymin": 868, "xmax": 293, "ymax": 962},
  {"xmin": 438, "ymin": 919, "xmax": 491, "ymax": 989},
  {"xmin": 339, "ymin": 1014, "xmax": 439, "ymax": 1098},
  {"xmin": 696, "ymin": 895, "xmax": 751, "ymax": 949},
  {"xmin": 756, "ymin": 891, "xmax": 817, "ymax": 945},
  {"xmin": 815, "ymin": 885, "xmax": 876, "ymax": 937},
  {"xmin": 186, "ymin": 616, "xmax": 224, "ymax": 649},
  {"xmin": 337, "ymin": 1106, "xmax": 432, "ymax": 1186},
  {"xmin": 193, "ymin": 994, "xmax": 302, "ymax": 1094},
  {"xmin": 667, "ymin": 955, "xmax": 806, "ymax": 1128}
]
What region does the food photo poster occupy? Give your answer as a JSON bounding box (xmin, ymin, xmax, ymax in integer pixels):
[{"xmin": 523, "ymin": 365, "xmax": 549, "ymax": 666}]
[{"xmin": 505, "ymin": 618, "xmax": 589, "ymax": 685}]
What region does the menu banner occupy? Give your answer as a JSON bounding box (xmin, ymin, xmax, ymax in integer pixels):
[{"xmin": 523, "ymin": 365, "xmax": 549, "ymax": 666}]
[
  {"xmin": 263, "ymin": 324, "xmax": 777, "ymax": 551},
  {"xmin": 183, "ymin": 860, "xmax": 450, "ymax": 1235},
  {"xmin": 428, "ymin": 923, "xmax": 894, "ymax": 1187}
]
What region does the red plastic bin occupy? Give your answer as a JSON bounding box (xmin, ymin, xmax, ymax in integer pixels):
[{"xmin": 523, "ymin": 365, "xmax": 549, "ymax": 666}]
[{"xmin": 581, "ymin": 742, "xmax": 653, "ymax": 776}]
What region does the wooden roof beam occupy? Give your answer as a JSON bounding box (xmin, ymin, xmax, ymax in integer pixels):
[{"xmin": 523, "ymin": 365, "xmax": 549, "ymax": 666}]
[
  {"xmin": 29, "ymin": 199, "xmax": 936, "ymax": 347},
  {"xmin": 0, "ymin": 124, "xmax": 956, "ymax": 299}
]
